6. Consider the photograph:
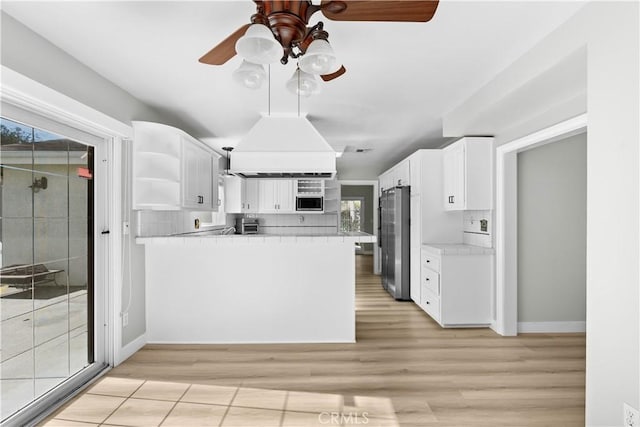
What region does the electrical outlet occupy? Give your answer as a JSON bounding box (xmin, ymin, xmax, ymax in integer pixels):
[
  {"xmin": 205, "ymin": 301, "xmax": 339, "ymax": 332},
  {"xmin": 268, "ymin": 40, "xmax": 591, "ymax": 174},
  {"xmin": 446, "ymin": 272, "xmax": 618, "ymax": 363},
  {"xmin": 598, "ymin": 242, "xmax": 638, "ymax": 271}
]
[
  {"xmin": 624, "ymin": 403, "xmax": 639, "ymax": 427},
  {"xmin": 122, "ymin": 312, "xmax": 129, "ymax": 327}
]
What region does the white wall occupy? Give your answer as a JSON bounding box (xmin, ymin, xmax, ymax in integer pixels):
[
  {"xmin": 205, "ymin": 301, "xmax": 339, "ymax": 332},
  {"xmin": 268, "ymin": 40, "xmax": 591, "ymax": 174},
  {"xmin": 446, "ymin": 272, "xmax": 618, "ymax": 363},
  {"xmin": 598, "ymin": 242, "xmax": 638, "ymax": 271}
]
[
  {"xmin": 1, "ymin": 12, "xmax": 191, "ymax": 349},
  {"xmin": 443, "ymin": 3, "xmax": 639, "ymax": 425},
  {"xmin": 517, "ymin": 133, "xmax": 586, "ymax": 324}
]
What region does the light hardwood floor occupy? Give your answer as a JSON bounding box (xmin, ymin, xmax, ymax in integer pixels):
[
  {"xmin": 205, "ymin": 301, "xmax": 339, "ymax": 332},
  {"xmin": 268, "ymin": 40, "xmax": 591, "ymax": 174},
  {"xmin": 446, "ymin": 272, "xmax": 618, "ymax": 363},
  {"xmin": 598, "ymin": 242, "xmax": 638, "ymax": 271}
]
[{"xmin": 42, "ymin": 255, "xmax": 585, "ymax": 426}]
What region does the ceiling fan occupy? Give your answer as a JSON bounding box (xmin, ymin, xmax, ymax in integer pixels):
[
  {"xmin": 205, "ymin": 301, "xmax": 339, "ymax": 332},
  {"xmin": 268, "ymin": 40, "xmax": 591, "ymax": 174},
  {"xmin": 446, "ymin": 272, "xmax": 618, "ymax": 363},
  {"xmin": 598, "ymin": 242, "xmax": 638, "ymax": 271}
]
[{"xmin": 199, "ymin": 1, "xmax": 439, "ymax": 93}]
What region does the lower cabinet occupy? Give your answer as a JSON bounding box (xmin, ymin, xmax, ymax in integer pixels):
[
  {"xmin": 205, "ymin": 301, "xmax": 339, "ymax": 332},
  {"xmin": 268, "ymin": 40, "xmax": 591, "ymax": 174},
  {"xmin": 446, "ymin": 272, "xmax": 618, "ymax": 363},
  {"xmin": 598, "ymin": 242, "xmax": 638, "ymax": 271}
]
[{"xmin": 417, "ymin": 245, "xmax": 492, "ymax": 327}]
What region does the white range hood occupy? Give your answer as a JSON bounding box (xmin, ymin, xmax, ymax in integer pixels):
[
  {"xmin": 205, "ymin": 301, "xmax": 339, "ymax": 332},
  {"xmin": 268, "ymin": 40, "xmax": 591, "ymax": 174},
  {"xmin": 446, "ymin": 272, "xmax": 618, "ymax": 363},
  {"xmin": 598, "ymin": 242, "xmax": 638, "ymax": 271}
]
[{"xmin": 230, "ymin": 114, "xmax": 336, "ymax": 179}]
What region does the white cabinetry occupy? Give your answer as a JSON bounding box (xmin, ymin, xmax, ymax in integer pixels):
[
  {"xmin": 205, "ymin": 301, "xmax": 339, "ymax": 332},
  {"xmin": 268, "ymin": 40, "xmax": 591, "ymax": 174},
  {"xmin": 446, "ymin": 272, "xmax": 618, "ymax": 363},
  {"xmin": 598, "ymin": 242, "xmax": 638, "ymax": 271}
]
[
  {"xmin": 132, "ymin": 122, "xmax": 182, "ymax": 210},
  {"xmin": 258, "ymin": 180, "xmax": 294, "ymax": 213},
  {"xmin": 443, "ymin": 137, "xmax": 493, "ymax": 211},
  {"xmin": 225, "ymin": 177, "xmax": 260, "ymax": 213},
  {"xmin": 379, "ymin": 160, "xmax": 411, "ymax": 195},
  {"xmin": 418, "ymin": 245, "xmax": 492, "ymax": 327},
  {"xmin": 182, "ymin": 140, "xmax": 214, "ymax": 209},
  {"xmin": 133, "ymin": 121, "xmax": 220, "ymax": 211},
  {"xmin": 244, "ymin": 180, "xmax": 259, "ymax": 213},
  {"xmin": 393, "ymin": 160, "xmax": 410, "ymax": 187},
  {"xmin": 224, "ymin": 175, "xmax": 244, "ymax": 214}
]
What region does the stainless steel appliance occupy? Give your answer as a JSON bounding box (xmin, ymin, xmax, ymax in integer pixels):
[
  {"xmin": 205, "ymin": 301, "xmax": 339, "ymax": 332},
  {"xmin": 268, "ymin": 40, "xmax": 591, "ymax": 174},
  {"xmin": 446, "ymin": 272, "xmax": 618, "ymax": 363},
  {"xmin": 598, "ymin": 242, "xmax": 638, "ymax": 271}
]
[
  {"xmin": 296, "ymin": 196, "xmax": 323, "ymax": 212},
  {"xmin": 236, "ymin": 217, "xmax": 259, "ymax": 234},
  {"xmin": 380, "ymin": 186, "xmax": 411, "ymax": 300}
]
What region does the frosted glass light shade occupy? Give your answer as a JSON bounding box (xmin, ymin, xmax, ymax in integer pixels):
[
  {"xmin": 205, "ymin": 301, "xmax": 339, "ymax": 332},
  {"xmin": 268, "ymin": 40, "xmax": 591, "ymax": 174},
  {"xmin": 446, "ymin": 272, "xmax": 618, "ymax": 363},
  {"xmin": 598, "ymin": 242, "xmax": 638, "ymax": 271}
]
[
  {"xmin": 299, "ymin": 39, "xmax": 339, "ymax": 75},
  {"xmin": 286, "ymin": 69, "xmax": 320, "ymax": 97},
  {"xmin": 233, "ymin": 60, "xmax": 266, "ymax": 89},
  {"xmin": 235, "ymin": 24, "xmax": 282, "ymax": 64}
]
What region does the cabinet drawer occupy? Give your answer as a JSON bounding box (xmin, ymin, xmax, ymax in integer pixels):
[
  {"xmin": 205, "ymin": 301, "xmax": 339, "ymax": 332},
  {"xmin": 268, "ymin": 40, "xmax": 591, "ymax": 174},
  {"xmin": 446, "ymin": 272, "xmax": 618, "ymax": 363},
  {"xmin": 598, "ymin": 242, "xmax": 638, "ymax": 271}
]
[
  {"xmin": 422, "ymin": 252, "xmax": 441, "ymax": 272},
  {"xmin": 422, "ymin": 288, "xmax": 440, "ymax": 322},
  {"xmin": 421, "ymin": 267, "xmax": 440, "ymax": 296}
]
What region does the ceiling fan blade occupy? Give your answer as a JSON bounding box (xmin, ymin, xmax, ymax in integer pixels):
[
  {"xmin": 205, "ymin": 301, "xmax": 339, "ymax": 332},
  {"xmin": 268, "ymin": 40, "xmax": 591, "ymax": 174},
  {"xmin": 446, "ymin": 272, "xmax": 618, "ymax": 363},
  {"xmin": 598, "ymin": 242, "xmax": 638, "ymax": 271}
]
[
  {"xmin": 321, "ymin": 65, "xmax": 346, "ymax": 82},
  {"xmin": 199, "ymin": 24, "xmax": 250, "ymax": 65},
  {"xmin": 321, "ymin": 1, "xmax": 439, "ymax": 22}
]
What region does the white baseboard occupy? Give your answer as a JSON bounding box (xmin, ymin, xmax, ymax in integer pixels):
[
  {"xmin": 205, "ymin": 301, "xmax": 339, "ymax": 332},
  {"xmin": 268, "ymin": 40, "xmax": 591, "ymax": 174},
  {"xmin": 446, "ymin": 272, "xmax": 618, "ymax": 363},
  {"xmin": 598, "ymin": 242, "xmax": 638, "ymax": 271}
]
[
  {"xmin": 116, "ymin": 333, "xmax": 147, "ymax": 366},
  {"xmin": 518, "ymin": 321, "xmax": 586, "ymax": 333}
]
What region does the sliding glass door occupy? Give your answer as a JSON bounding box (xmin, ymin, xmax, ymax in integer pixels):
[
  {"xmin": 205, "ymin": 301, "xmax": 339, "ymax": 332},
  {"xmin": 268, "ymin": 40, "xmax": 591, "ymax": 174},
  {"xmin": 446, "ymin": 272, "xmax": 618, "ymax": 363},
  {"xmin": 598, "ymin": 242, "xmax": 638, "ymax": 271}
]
[{"xmin": 0, "ymin": 116, "xmax": 104, "ymax": 423}]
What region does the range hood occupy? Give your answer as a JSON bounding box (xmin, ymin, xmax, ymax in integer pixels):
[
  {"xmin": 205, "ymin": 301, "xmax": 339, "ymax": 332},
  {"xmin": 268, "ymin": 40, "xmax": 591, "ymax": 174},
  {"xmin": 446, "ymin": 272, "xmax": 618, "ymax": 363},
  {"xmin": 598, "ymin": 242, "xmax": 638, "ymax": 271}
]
[{"xmin": 230, "ymin": 114, "xmax": 336, "ymax": 179}]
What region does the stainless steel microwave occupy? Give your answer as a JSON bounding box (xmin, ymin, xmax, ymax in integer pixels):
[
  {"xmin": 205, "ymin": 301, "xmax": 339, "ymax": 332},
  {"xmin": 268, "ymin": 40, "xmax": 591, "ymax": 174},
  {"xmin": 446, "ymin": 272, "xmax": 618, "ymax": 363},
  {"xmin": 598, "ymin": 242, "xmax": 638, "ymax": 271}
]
[{"xmin": 296, "ymin": 196, "xmax": 323, "ymax": 212}]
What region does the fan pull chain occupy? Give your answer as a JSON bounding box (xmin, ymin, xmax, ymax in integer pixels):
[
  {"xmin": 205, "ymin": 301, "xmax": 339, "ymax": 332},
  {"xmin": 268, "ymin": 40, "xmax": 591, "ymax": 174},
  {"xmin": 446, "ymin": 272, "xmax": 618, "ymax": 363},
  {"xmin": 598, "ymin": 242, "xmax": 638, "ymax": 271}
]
[
  {"xmin": 268, "ymin": 65, "xmax": 271, "ymax": 116},
  {"xmin": 297, "ymin": 66, "xmax": 301, "ymax": 117}
]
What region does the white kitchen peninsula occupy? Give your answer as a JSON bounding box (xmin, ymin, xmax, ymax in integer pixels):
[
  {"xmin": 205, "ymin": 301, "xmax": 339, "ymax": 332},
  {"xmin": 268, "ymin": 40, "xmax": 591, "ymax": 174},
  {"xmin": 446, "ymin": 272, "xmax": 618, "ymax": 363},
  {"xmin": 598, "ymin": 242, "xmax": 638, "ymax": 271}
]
[{"xmin": 136, "ymin": 233, "xmax": 376, "ymax": 344}]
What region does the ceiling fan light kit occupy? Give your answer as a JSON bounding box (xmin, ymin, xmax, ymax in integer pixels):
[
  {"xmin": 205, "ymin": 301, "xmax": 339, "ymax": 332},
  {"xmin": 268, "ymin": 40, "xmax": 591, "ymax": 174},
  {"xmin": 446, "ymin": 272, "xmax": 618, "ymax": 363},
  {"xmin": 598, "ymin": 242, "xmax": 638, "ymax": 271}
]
[
  {"xmin": 232, "ymin": 60, "xmax": 267, "ymax": 89},
  {"xmin": 234, "ymin": 23, "xmax": 283, "ymax": 64},
  {"xmin": 298, "ymin": 39, "xmax": 339, "ymax": 75},
  {"xmin": 286, "ymin": 68, "xmax": 320, "ymax": 97},
  {"xmin": 200, "ymin": 1, "xmax": 440, "ymax": 93}
]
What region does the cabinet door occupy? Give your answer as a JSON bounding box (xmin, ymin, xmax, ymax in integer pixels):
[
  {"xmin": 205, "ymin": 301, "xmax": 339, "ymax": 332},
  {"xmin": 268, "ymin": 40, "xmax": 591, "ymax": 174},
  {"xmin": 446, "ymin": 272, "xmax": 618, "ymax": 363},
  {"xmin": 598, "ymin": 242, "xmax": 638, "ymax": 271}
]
[
  {"xmin": 277, "ymin": 180, "xmax": 294, "ymax": 212},
  {"xmin": 258, "ymin": 180, "xmax": 279, "ymax": 213},
  {"xmin": 198, "ymin": 154, "xmax": 213, "ymax": 209},
  {"xmin": 224, "ymin": 175, "xmax": 244, "ymax": 213},
  {"xmin": 182, "ymin": 140, "xmax": 201, "ymax": 208},
  {"xmin": 244, "ymin": 180, "xmax": 259, "ymax": 213},
  {"xmin": 395, "ymin": 161, "xmax": 410, "ymax": 187},
  {"xmin": 443, "ymin": 143, "xmax": 465, "ymax": 210}
]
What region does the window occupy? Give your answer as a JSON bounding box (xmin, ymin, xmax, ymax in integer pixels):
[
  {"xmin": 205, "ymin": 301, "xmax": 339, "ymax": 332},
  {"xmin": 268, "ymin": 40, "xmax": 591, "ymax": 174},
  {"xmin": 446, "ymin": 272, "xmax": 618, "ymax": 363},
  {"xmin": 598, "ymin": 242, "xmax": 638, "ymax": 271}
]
[{"xmin": 340, "ymin": 199, "xmax": 363, "ymax": 233}]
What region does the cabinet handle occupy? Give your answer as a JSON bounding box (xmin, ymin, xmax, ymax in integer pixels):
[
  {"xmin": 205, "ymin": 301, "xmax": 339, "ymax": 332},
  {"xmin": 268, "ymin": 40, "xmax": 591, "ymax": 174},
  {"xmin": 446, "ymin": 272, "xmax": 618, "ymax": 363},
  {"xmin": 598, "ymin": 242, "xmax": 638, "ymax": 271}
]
[
  {"xmin": 426, "ymin": 301, "xmax": 430, "ymax": 305},
  {"xmin": 426, "ymin": 260, "xmax": 430, "ymax": 263},
  {"xmin": 425, "ymin": 278, "xmax": 430, "ymax": 281},
  {"xmin": 451, "ymin": 195, "xmax": 455, "ymax": 204}
]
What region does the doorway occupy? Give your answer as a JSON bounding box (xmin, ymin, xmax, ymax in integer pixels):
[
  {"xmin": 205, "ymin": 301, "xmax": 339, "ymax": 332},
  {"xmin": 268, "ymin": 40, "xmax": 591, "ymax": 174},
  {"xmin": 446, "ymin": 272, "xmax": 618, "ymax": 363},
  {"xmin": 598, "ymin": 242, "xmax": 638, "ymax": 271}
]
[
  {"xmin": 339, "ymin": 182, "xmax": 379, "ymax": 273},
  {"xmin": 517, "ymin": 132, "xmax": 587, "ymax": 332},
  {"xmin": 495, "ymin": 113, "xmax": 587, "ymax": 336},
  {"xmin": 0, "ymin": 115, "xmax": 109, "ymax": 424}
]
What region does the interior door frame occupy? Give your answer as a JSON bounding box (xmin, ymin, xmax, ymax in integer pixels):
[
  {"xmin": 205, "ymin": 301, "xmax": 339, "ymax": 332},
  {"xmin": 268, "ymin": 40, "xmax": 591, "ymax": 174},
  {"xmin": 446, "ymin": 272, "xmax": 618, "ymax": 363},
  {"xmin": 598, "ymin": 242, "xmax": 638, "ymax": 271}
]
[
  {"xmin": 339, "ymin": 180, "xmax": 380, "ymax": 274},
  {"xmin": 494, "ymin": 113, "xmax": 587, "ymax": 336}
]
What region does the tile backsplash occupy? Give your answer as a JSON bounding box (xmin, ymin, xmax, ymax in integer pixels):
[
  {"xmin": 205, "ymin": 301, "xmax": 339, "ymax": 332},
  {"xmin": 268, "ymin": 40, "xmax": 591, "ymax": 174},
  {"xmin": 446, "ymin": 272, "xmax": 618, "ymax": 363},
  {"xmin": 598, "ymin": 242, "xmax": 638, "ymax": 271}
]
[
  {"xmin": 136, "ymin": 210, "xmax": 230, "ymax": 236},
  {"xmin": 463, "ymin": 210, "xmax": 493, "ymax": 248},
  {"xmin": 254, "ymin": 213, "xmax": 338, "ymax": 235},
  {"xmin": 136, "ymin": 211, "xmax": 338, "ymax": 237}
]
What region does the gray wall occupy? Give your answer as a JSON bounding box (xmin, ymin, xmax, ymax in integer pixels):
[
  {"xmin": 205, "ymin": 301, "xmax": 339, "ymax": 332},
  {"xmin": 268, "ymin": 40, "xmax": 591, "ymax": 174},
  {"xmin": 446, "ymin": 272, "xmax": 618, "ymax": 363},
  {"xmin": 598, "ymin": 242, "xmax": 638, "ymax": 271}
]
[
  {"xmin": 341, "ymin": 185, "xmax": 374, "ymax": 252},
  {"xmin": 517, "ymin": 133, "xmax": 586, "ymax": 323},
  {"xmin": 1, "ymin": 12, "xmax": 187, "ymax": 348}
]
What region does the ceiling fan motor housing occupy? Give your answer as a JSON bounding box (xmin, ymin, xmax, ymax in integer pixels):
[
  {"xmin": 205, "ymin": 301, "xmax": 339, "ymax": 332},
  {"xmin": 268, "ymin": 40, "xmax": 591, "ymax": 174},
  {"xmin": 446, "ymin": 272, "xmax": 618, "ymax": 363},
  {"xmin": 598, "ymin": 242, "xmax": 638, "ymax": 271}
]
[{"xmin": 254, "ymin": 1, "xmax": 324, "ymax": 62}]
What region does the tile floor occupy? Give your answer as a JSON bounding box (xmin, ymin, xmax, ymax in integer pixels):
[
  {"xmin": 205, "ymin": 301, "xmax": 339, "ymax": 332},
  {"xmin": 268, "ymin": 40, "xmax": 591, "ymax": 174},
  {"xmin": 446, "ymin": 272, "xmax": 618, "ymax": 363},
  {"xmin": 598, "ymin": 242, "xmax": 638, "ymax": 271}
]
[
  {"xmin": 1, "ymin": 290, "xmax": 89, "ymax": 418},
  {"xmin": 41, "ymin": 377, "xmax": 396, "ymax": 426}
]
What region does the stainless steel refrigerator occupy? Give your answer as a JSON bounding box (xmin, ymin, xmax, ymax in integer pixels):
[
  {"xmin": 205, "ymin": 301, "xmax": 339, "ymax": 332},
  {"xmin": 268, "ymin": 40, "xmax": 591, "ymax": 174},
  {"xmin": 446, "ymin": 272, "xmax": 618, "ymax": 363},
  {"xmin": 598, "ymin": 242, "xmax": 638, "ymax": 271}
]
[{"xmin": 380, "ymin": 186, "xmax": 411, "ymax": 300}]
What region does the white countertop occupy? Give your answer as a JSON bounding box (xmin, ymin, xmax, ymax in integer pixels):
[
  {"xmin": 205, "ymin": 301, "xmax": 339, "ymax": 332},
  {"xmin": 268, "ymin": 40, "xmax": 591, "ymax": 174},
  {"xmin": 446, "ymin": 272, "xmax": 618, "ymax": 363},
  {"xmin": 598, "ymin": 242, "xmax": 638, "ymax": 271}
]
[
  {"xmin": 422, "ymin": 243, "xmax": 495, "ymax": 255},
  {"xmin": 136, "ymin": 232, "xmax": 377, "ymax": 245}
]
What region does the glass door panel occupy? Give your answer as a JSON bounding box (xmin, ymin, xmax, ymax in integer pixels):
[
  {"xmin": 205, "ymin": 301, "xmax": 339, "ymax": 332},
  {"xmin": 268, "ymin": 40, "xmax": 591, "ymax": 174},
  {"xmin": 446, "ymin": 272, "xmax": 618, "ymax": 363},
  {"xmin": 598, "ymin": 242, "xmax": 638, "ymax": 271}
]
[{"xmin": 0, "ymin": 117, "xmax": 94, "ymax": 421}]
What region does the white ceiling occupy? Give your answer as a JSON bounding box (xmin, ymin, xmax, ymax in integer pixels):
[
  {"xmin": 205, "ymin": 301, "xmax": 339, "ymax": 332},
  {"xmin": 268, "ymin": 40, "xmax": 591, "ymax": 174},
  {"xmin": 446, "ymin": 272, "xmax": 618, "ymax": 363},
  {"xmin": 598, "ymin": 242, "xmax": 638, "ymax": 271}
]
[{"xmin": 2, "ymin": 1, "xmax": 585, "ymax": 178}]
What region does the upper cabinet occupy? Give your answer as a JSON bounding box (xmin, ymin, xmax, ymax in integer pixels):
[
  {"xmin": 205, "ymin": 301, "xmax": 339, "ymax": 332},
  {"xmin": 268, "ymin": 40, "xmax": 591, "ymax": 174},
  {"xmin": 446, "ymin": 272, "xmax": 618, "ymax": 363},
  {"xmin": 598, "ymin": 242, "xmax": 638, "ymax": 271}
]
[
  {"xmin": 182, "ymin": 139, "xmax": 215, "ymax": 209},
  {"xmin": 394, "ymin": 160, "xmax": 410, "ymax": 187},
  {"xmin": 379, "ymin": 159, "xmax": 410, "ymax": 194},
  {"xmin": 442, "ymin": 137, "xmax": 493, "ymax": 211},
  {"xmin": 258, "ymin": 180, "xmax": 294, "ymax": 213},
  {"xmin": 132, "ymin": 121, "xmax": 220, "ymax": 211}
]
